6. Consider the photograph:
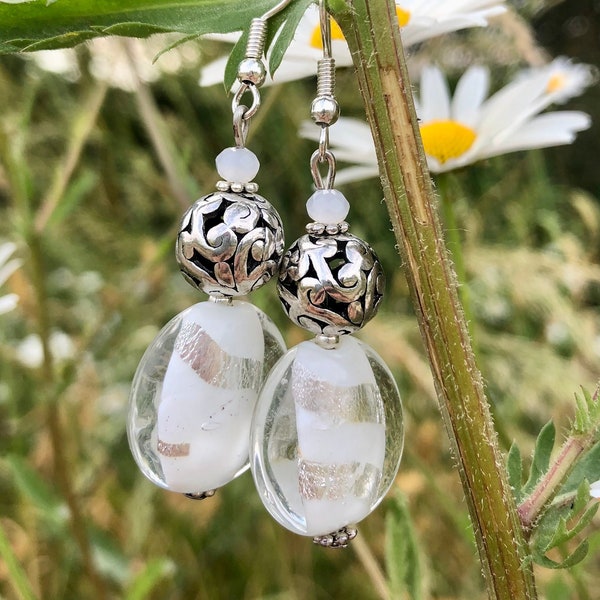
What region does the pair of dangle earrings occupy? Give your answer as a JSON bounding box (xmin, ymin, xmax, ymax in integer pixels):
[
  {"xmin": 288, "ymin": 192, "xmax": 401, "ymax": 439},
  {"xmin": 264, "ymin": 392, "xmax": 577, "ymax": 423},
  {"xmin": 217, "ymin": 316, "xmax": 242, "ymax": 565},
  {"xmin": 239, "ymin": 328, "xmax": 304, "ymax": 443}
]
[{"xmin": 127, "ymin": 0, "xmax": 404, "ymax": 548}]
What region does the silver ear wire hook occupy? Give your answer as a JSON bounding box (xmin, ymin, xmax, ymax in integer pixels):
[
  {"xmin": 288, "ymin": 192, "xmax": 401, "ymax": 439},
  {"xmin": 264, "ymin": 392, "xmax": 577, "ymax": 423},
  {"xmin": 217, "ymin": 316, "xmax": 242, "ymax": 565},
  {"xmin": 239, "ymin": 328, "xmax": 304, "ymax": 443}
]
[
  {"xmin": 261, "ymin": 0, "xmax": 293, "ymax": 21},
  {"xmin": 310, "ymin": 0, "xmax": 339, "ymax": 189},
  {"xmin": 231, "ymin": 0, "xmax": 293, "ymax": 145},
  {"xmin": 318, "ymin": 0, "xmax": 332, "ymax": 59}
]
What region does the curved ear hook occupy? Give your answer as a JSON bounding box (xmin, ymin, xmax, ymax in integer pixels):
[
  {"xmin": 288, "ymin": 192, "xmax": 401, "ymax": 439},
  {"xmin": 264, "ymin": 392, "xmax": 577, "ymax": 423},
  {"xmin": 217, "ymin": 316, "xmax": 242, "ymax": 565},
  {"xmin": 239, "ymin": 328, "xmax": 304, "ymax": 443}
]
[
  {"xmin": 318, "ymin": 0, "xmax": 332, "ymax": 58},
  {"xmin": 261, "ymin": 0, "xmax": 294, "ymax": 21}
]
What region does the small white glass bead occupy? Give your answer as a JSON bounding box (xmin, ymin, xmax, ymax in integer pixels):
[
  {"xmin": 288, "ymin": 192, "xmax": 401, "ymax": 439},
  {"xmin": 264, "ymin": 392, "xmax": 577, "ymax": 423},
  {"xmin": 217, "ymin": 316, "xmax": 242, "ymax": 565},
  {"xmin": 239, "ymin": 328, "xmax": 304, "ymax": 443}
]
[
  {"xmin": 216, "ymin": 147, "xmax": 260, "ymax": 184},
  {"xmin": 306, "ymin": 189, "xmax": 350, "ymax": 225}
]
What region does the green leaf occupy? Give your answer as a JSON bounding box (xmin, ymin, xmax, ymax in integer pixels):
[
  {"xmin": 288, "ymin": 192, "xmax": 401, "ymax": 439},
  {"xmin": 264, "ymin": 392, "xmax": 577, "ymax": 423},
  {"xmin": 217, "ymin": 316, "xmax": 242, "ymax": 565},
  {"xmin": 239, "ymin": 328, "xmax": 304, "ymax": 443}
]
[
  {"xmin": 0, "ymin": 521, "xmax": 38, "ymax": 600},
  {"xmin": 523, "ymin": 421, "xmax": 556, "ymax": 496},
  {"xmin": 267, "ymin": 0, "xmax": 313, "ymax": 77},
  {"xmin": 223, "ymin": 29, "xmax": 249, "ymax": 92},
  {"xmin": 47, "ymin": 170, "xmax": 97, "ymax": 228},
  {"xmin": 0, "ymin": 0, "xmax": 302, "ymax": 54},
  {"xmin": 533, "ymin": 540, "xmax": 590, "ymax": 570},
  {"xmin": 222, "ymin": 0, "xmax": 312, "ymax": 91},
  {"xmin": 125, "ymin": 558, "xmax": 175, "ymax": 600},
  {"xmin": 6, "ymin": 455, "xmax": 69, "ymax": 531},
  {"xmin": 507, "ymin": 442, "xmax": 523, "ymax": 502},
  {"xmin": 532, "ymin": 480, "xmax": 599, "ymax": 570},
  {"xmin": 385, "ymin": 493, "xmax": 425, "ymax": 600}
]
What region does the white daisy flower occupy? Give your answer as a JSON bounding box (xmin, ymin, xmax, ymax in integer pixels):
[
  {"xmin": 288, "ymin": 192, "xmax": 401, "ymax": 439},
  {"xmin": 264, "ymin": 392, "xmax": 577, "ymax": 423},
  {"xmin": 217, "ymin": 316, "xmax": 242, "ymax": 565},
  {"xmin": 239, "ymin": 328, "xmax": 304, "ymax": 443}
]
[
  {"xmin": 590, "ymin": 480, "xmax": 600, "ymax": 500},
  {"xmin": 299, "ymin": 57, "xmax": 593, "ymax": 179},
  {"xmin": 200, "ymin": 0, "xmax": 506, "ymax": 87},
  {"xmin": 0, "ymin": 241, "xmax": 21, "ymax": 316}
]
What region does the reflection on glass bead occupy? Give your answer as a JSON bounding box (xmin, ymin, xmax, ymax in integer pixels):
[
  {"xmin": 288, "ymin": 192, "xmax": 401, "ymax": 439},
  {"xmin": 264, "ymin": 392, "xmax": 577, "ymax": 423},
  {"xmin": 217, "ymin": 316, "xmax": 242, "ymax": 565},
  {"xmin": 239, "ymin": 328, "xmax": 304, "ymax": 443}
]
[
  {"xmin": 250, "ymin": 336, "xmax": 403, "ymax": 537},
  {"xmin": 128, "ymin": 300, "xmax": 286, "ymax": 495}
]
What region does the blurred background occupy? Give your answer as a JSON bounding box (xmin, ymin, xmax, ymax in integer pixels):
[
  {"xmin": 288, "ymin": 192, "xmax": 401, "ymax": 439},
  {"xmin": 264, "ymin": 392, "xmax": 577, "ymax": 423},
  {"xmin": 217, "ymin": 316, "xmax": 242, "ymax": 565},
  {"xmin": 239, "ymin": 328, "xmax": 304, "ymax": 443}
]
[{"xmin": 0, "ymin": 0, "xmax": 599, "ymax": 598}]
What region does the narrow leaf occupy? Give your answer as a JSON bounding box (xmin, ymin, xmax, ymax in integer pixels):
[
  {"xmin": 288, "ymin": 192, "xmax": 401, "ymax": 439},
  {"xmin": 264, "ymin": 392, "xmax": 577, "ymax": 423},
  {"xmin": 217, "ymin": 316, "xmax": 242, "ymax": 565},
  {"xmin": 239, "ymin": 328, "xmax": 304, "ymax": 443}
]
[
  {"xmin": 47, "ymin": 170, "xmax": 97, "ymax": 228},
  {"xmin": 0, "ymin": 0, "xmax": 299, "ymax": 54},
  {"xmin": 385, "ymin": 493, "xmax": 425, "ymax": 600},
  {"xmin": 0, "ymin": 521, "xmax": 38, "ymax": 600},
  {"xmin": 223, "ymin": 29, "xmax": 249, "ymax": 93},
  {"xmin": 523, "ymin": 421, "xmax": 556, "ymax": 496},
  {"xmin": 507, "ymin": 442, "xmax": 523, "ymax": 502},
  {"xmin": 125, "ymin": 558, "xmax": 175, "ymax": 600},
  {"xmin": 6, "ymin": 455, "xmax": 69, "ymax": 530},
  {"xmin": 268, "ymin": 0, "xmax": 313, "ymax": 77}
]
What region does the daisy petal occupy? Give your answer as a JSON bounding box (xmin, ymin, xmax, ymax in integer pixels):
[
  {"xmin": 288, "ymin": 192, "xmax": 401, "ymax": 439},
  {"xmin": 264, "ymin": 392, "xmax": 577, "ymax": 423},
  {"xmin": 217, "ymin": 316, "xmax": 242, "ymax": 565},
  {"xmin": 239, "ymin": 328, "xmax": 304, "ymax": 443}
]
[
  {"xmin": 480, "ymin": 111, "xmax": 591, "ymax": 158},
  {"xmin": 451, "ymin": 65, "xmax": 489, "ymax": 125},
  {"xmin": 419, "ymin": 65, "xmax": 451, "ymax": 122}
]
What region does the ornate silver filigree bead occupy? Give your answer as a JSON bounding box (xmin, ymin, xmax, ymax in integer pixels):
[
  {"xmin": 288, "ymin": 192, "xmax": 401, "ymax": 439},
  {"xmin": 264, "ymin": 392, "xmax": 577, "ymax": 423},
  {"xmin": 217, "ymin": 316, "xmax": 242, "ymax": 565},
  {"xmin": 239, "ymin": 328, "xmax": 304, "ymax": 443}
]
[
  {"xmin": 177, "ymin": 191, "xmax": 284, "ymax": 296},
  {"xmin": 278, "ymin": 232, "xmax": 385, "ymax": 336}
]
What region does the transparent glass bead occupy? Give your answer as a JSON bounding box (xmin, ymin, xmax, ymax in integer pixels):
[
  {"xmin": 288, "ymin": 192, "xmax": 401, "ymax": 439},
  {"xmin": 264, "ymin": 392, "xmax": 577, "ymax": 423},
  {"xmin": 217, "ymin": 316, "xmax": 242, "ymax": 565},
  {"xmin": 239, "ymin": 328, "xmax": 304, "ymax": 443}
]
[
  {"xmin": 250, "ymin": 336, "xmax": 403, "ymax": 537},
  {"xmin": 128, "ymin": 300, "xmax": 285, "ymax": 495}
]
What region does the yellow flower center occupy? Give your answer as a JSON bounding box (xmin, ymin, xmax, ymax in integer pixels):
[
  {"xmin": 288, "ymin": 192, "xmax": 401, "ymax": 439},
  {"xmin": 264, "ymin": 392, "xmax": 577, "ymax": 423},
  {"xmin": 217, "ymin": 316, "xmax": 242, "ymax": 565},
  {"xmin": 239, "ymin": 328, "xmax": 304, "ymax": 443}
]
[
  {"xmin": 396, "ymin": 7, "xmax": 411, "ymax": 27},
  {"xmin": 310, "ymin": 18, "xmax": 346, "ymax": 49},
  {"xmin": 546, "ymin": 73, "xmax": 566, "ymax": 93},
  {"xmin": 419, "ymin": 120, "xmax": 477, "ymax": 164},
  {"xmin": 310, "ymin": 7, "xmax": 411, "ymax": 49}
]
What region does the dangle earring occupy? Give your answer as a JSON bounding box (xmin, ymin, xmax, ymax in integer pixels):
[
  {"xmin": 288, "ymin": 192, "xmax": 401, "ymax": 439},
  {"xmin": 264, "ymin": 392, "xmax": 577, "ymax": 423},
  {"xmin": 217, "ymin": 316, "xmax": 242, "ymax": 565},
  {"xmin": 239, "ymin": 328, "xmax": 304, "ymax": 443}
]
[
  {"xmin": 127, "ymin": 2, "xmax": 292, "ymax": 500},
  {"xmin": 250, "ymin": 1, "xmax": 404, "ymax": 548}
]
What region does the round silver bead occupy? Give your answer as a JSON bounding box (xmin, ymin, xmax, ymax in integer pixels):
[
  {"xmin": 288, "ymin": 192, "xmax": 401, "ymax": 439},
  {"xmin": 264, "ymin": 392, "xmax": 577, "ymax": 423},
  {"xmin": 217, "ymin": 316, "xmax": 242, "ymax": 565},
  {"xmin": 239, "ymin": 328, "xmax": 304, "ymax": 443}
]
[
  {"xmin": 177, "ymin": 191, "xmax": 284, "ymax": 297},
  {"xmin": 311, "ymin": 96, "xmax": 340, "ymax": 126},
  {"xmin": 278, "ymin": 232, "xmax": 384, "ymax": 336},
  {"xmin": 237, "ymin": 57, "xmax": 267, "ymax": 87}
]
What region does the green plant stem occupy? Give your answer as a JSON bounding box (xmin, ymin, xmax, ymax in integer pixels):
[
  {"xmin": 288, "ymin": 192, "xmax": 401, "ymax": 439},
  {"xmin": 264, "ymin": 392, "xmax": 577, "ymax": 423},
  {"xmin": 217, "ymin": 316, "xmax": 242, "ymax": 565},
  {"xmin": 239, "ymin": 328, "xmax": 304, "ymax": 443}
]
[
  {"xmin": 331, "ymin": 2, "xmax": 537, "ymax": 598},
  {"xmin": 518, "ymin": 433, "xmax": 596, "ymax": 531},
  {"xmin": 0, "ymin": 520, "xmax": 38, "ymax": 600}
]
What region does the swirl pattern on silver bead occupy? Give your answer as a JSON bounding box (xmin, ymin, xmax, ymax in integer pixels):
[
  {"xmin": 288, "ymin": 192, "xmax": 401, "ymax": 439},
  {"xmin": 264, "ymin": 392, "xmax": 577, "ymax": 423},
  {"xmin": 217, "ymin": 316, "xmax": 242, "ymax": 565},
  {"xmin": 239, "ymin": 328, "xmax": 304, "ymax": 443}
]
[
  {"xmin": 177, "ymin": 191, "xmax": 284, "ymax": 296},
  {"xmin": 278, "ymin": 233, "xmax": 384, "ymax": 335}
]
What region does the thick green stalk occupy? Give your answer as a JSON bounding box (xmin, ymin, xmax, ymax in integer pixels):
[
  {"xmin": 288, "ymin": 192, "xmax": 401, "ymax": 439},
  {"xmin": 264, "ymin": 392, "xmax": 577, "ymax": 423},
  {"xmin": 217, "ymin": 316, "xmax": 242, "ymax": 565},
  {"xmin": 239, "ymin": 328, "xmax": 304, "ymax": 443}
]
[{"xmin": 330, "ymin": 1, "xmax": 537, "ymax": 598}]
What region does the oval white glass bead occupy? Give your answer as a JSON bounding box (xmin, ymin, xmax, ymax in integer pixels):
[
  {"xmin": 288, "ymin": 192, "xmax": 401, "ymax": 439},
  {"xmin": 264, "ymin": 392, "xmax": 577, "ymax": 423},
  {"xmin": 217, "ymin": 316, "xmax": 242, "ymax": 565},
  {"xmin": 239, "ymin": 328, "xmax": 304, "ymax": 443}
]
[
  {"xmin": 250, "ymin": 336, "xmax": 403, "ymax": 537},
  {"xmin": 128, "ymin": 300, "xmax": 285, "ymax": 495},
  {"xmin": 306, "ymin": 189, "xmax": 350, "ymax": 224},
  {"xmin": 215, "ymin": 147, "xmax": 260, "ymax": 183}
]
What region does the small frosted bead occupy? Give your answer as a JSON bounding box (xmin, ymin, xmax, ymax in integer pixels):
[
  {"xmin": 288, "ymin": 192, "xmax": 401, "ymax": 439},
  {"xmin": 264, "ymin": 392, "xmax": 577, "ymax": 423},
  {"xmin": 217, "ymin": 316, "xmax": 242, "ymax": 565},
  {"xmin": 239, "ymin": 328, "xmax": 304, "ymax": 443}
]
[
  {"xmin": 306, "ymin": 189, "xmax": 350, "ymax": 225},
  {"xmin": 216, "ymin": 147, "xmax": 260, "ymax": 183}
]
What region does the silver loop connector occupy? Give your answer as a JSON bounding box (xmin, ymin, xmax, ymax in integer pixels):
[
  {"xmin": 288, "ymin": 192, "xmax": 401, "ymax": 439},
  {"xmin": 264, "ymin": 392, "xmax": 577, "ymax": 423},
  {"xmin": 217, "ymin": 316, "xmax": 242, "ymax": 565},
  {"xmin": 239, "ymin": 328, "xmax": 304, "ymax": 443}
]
[
  {"xmin": 232, "ymin": 105, "xmax": 250, "ymax": 147},
  {"xmin": 310, "ymin": 148, "xmax": 336, "ymax": 190},
  {"xmin": 232, "ymin": 83, "xmax": 261, "ymax": 122}
]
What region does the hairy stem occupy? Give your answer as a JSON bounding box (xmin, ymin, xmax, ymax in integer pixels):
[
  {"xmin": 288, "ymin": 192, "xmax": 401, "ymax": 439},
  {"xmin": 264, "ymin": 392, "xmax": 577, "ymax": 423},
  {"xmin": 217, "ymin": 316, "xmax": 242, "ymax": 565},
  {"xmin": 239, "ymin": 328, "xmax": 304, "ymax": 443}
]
[
  {"xmin": 519, "ymin": 386, "xmax": 600, "ymax": 530},
  {"xmin": 518, "ymin": 434, "xmax": 592, "ymax": 531},
  {"xmin": 331, "ymin": 1, "xmax": 537, "ymax": 597}
]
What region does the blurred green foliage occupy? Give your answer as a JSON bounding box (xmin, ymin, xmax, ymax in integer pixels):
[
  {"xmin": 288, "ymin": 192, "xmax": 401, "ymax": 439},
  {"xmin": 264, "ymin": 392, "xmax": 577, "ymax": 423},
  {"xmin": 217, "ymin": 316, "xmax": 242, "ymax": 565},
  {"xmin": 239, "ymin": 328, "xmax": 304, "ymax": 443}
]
[{"xmin": 0, "ymin": 2, "xmax": 599, "ymax": 598}]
